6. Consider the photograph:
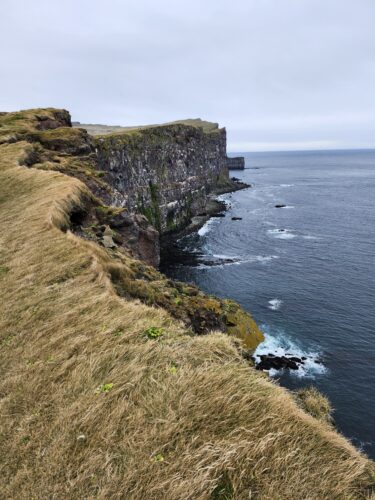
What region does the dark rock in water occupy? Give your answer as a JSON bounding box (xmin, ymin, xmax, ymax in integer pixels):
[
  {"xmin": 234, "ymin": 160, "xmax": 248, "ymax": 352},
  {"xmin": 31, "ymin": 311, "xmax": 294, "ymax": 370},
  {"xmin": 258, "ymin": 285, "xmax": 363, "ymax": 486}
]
[
  {"xmin": 211, "ymin": 213, "xmax": 225, "ymax": 218},
  {"xmin": 231, "ymin": 177, "xmax": 241, "ymax": 182},
  {"xmin": 302, "ymin": 357, "xmax": 307, "ymax": 361},
  {"xmin": 255, "ymin": 354, "xmax": 303, "ymax": 371},
  {"xmin": 275, "ymin": 204, "xmax": 287, "ymax": 208},
  {"xmin": 231, "ymin": 217, "xmax": 242, "ymax": 221},
  {"xmin": 290, "ymin": 357, "xmax": 302, "ymax": 363},
  {"xmin": 200, "ymin": 257, "xmax": 237, "ymax": 267}
]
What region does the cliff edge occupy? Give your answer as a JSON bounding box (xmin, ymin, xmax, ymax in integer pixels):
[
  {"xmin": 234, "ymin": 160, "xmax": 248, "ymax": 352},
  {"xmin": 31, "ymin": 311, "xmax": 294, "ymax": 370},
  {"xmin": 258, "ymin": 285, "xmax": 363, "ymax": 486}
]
[{"xmin": 0, "ymin": 108, "xmax": 374, "ymax": 498}]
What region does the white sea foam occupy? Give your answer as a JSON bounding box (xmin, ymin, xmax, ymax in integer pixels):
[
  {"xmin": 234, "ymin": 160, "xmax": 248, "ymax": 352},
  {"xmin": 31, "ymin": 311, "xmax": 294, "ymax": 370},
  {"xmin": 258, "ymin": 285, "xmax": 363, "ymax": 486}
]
[
  {"xmin": 198, "ymin": 218, "xmax": 219, "ymax": 237},
  {"xmin": 280, "ymin": 184, "xmax": 294, "ymax": 187},
  {"xmin": 267, "ymin": 228, "xmax": 296, "ymax": 239},
  {"xmin": 212, "ymin": 254, "xmax": 239, "ymax": 260},
  {"xmin": 268, "ymin": 299, "xmax": 283, "ymax": 310},
  {"xmin": 255, "ymin": 328, "xmax": 327, "ymax": 379},
  {"xmin": 302, "ymin": 235, "xmax": 319, "ymax": 240},
  {"xmin": 195, "ymin": 254, "xmax": 279, "ymax": 269},
  {"xmin": 255, "ymin": 255, "xmax": 279, "ymax": 263}
]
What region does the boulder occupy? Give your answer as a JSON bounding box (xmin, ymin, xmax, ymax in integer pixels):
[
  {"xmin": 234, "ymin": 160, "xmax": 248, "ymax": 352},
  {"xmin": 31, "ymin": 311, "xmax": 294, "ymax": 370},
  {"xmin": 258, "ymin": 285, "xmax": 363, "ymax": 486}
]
[{"xmin": 255, "ymin": 354, "xmax": 302, "ymax": 371}]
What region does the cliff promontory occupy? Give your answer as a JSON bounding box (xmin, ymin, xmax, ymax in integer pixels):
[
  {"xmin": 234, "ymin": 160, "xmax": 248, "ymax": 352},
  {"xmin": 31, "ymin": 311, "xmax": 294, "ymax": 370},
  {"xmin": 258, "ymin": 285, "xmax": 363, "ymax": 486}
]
[
  {"xmin": 95, "ymin": 122, "xmax": 229, "ymax": 233},
  {"xmin": 0, "ymin": 108, "xmax": 374, "ymax": 499},
  {"xmin": 227, "ymin": 156, "xmax": 245, "ymax": 169}
]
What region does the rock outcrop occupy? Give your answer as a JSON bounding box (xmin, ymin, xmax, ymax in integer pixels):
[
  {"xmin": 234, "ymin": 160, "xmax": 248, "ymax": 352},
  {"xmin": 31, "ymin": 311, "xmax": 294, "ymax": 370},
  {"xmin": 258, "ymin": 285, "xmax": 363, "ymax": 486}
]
[{"xmin": 227, "ymin": 156, "xmax": 245, "ymax": 169}]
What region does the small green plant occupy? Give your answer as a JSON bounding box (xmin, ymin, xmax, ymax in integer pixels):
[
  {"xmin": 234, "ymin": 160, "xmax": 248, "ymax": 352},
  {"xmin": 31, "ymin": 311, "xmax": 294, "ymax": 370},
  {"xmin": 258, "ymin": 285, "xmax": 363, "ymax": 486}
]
[
  {"xmin": 144, "ymin": 327, "xmax": 164, "ymax": 340},
  {"xmin": 169, "ymin": 362, "xmax": 178, "ymax": 374},
  {"xmin": 0, "ymin": 265, "xmax": 9, "ymax": 275},
  {"xmin": 153, "ymin": 453, "xmax": 164, "ymax": 462},
  {"xmin": 95, "ymin": 383, "xmax": 114, "ymax": 394},
  {"xmin": 174, "ymin": 297, "xmax": 182, "ymax": 306}
]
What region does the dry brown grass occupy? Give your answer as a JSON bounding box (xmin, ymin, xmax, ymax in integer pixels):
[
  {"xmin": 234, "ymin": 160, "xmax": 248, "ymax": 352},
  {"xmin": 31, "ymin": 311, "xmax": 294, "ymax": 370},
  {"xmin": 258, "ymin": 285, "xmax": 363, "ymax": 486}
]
[
  {"xmin": 294, "ymin": 386, "xmax": 334, "ymax": 425},
  {"xmin": 0, "ymin": 115, "xmax": 374, "ymax": 498}
]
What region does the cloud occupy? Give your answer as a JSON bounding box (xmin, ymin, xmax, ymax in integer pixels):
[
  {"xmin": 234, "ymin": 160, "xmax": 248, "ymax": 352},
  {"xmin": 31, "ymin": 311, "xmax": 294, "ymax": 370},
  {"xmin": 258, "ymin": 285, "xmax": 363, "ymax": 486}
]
[{"xmin": 1, "ymin": 0, "xmax": 374, "ymax": 151}]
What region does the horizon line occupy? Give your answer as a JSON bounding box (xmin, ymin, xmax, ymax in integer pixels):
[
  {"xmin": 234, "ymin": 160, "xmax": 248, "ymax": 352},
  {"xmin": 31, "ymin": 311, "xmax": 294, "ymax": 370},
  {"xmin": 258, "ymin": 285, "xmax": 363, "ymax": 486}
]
[{"xmin": 227, "ymin": 146, "xmax": 375, "ymax": 154}]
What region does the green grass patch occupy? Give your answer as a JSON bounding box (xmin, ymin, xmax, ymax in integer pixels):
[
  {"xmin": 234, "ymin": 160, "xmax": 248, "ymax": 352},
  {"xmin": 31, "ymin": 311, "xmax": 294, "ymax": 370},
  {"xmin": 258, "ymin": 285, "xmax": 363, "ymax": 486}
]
[
  {"xmin": 95, "ymin": 383, "xmax": 114, "ymax": 394},
  {"xmin": 144, "ymin": 326, "xmax": 164, "ymax": 340}
]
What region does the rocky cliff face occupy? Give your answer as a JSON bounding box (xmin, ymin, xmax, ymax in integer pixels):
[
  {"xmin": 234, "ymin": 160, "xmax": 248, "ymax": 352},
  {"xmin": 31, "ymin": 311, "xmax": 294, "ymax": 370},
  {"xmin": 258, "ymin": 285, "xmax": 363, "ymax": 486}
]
[
  {"xmin": 12, "ymin": 110, "xmax": 244, "ymax": 267},
  {"xmin": 94, "ymin": 124, "xmax": 230, "ymax": 233}
]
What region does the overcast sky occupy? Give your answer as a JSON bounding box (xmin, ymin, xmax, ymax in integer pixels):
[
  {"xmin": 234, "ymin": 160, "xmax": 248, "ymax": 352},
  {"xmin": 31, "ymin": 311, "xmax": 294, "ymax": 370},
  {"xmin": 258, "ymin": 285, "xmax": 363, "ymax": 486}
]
[{"xmin": 1, "ymin": 0, "xmax": 375, "ymax": 151}]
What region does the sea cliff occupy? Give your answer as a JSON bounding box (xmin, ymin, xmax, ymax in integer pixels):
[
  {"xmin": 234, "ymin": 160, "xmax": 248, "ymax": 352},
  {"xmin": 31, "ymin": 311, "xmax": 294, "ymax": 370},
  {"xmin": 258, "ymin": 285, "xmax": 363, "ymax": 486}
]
[
  {"xmin": 95, "ymin": 122, "xmax": 228, "ymax": 233},
  {"xmin": 0, "ymin": 108, "xmax": 373, "ymax": 499},
  {"xmin": 0, "ymin": 108, "xmax": 262, "ymax": 349}
]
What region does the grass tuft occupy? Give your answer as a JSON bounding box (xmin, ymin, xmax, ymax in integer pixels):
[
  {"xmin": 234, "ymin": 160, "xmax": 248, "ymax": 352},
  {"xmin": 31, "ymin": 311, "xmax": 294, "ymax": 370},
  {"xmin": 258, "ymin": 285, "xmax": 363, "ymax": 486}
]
[{"xmin": 295, "ymin": 386, "xmax": 333, "ymax": 425}]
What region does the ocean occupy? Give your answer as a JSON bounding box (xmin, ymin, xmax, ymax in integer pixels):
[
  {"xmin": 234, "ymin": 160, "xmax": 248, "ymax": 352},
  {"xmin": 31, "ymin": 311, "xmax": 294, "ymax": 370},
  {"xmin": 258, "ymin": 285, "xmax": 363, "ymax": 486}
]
[{"xmin": 161, "ymin": 149, "xmax": 375, "ymax": 459}]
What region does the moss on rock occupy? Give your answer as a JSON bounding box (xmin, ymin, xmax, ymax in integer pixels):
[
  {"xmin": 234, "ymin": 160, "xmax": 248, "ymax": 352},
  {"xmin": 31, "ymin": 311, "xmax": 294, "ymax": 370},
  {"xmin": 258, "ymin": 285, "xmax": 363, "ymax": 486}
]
[{"xmin": 109, "ymin": 256, "xmax": 264, "ymax": 350}]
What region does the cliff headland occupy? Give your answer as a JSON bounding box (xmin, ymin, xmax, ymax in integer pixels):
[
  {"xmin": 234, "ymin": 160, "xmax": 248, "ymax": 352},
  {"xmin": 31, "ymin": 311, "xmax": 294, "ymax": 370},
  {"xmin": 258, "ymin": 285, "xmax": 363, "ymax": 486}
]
[{"xmin": 0, "ymin": 108, "xmax": 374, "ymax": 498}]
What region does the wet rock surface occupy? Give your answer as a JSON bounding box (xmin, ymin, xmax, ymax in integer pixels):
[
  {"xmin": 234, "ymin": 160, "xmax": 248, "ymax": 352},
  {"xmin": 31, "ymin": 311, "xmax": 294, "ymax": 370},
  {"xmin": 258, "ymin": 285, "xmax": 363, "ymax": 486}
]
[{"xmin": 255, "ymin": 353, "xmax": 307, "ymax": 371}]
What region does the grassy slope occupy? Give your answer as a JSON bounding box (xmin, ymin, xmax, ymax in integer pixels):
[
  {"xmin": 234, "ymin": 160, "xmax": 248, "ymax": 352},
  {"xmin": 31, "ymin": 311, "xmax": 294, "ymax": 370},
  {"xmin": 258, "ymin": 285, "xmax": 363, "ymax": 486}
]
[
  {"xmin": 73, "ymin": 118, "xmax": 220, "ymax": 136},
  {"xmin": 0, "ymin": 111, "xmax": 374, "ymax": 499}
]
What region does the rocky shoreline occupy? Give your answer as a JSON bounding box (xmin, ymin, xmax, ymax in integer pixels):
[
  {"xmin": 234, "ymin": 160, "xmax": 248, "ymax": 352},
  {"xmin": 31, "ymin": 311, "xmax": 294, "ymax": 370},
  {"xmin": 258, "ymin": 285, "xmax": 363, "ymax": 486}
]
[
  {"xmin": 160, "ymin": 177, "xmax": 249, "ymax": 257},
  {"xmin": 160, "ymin": 176, "xmax": 320, "ymax": 376}
]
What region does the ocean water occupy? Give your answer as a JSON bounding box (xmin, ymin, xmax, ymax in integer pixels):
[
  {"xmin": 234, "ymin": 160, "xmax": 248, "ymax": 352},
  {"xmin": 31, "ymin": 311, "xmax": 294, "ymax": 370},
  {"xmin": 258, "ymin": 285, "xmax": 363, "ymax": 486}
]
[{"xmin": 161, "ymin": 149, "xmax": 375, "ymax": 459}]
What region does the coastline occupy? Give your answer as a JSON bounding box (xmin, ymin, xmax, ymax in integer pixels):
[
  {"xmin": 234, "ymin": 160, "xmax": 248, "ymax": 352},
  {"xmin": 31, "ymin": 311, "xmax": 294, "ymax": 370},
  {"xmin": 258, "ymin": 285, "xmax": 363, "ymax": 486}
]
[
  {"xmin": 1, "ymin": 109, "xmax": 374, "ymax": 497},
  {"xmin": 160, "ymin": 178, "xmax": 250, "ymax": 251},
  {"xmin": 162, "ymin": 149, "xmax": 375, "ymax": 461}
]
